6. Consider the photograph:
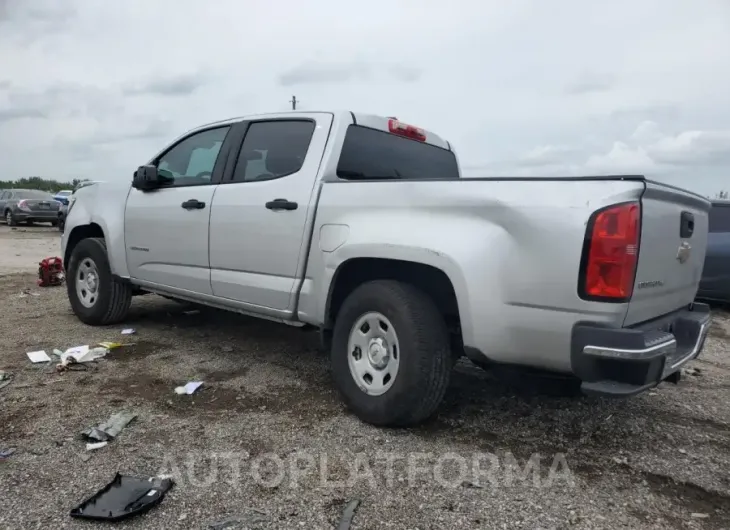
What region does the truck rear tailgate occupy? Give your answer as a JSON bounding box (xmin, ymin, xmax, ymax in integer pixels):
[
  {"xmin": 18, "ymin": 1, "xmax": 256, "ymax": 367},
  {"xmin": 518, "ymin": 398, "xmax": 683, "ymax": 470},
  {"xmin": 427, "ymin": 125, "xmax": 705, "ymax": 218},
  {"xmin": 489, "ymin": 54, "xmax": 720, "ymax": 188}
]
[{"xmin": 624, "ymin": 180, "xmax": 711, "ymax": 326}]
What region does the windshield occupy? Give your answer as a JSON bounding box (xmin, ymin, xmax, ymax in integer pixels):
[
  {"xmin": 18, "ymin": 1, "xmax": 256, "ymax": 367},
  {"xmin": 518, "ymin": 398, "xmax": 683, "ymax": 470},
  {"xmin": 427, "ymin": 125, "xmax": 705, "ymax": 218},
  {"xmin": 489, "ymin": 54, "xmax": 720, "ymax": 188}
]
[
  {"xmin": 15, "ymin": 190, "xmax": 55, "ymax": 200},
  {"xmin": 56, "ymin": 191, "xmax": 72, "ymax": 196}
]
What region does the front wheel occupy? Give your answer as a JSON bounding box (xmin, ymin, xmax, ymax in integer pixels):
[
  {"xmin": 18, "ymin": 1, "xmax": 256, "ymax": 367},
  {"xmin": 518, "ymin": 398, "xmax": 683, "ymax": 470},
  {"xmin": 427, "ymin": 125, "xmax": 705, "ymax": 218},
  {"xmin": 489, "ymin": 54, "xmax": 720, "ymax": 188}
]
[
  {"xmin": 66, "ymin": 237, "xmax": 132, "ymax": 325},
  {"xmin": 331, "ymin": 280, "xmax": 453, "ymax": 427},
  {"xmin": 5, "ymin": 210, "xmax": 16, "ymax": 226}
]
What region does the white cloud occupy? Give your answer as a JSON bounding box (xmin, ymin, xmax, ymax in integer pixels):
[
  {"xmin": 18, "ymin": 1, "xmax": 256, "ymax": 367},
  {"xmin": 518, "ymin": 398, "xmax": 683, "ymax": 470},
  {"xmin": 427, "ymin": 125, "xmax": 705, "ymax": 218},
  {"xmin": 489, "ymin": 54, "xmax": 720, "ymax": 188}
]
[{"xmin": 0, "ymin": 0, "xmax": 728, "ymax": 196}]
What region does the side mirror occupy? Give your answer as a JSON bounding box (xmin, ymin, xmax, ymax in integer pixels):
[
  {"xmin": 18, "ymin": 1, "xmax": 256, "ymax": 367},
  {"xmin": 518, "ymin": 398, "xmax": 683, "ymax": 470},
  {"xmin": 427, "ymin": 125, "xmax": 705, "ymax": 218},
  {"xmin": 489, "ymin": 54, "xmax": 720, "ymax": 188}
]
[{"xmin": 132, "ymin": 165, "xmax": 162, "ymax": 191}]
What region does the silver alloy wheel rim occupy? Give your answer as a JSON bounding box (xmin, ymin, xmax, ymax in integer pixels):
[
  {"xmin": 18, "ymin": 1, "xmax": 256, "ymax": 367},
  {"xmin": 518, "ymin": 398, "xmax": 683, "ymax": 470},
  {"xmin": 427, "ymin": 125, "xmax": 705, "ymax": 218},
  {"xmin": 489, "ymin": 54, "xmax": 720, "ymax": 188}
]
[
  {"xmin": 76, "ymin": 257, "xmax": 100, "ymax": 308},
  {"xmin": 5, "ymin": 211, "xmax": 10, "ymax": 224},
  {"xmin": 347, "ymin": 311, "xmax": 400, "ymax": 396}
]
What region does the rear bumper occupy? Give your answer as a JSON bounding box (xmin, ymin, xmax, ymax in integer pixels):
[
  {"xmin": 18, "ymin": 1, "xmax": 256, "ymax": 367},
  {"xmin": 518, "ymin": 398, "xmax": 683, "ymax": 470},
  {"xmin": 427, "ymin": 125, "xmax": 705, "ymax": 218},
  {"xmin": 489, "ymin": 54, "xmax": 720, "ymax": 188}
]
[
  {"xmin": 14, "ymin": 211, "xmax": 59, "ymax": 222},
  {"xmin": 571, "ymin": 303, "xmax": 711, "ymax": 397}
]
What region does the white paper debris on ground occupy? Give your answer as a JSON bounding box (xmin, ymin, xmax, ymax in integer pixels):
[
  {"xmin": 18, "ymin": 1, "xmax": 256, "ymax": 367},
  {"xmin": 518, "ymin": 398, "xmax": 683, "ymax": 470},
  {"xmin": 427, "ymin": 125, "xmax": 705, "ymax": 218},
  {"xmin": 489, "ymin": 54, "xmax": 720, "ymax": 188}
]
[
  {"xmin": 27, "ymin": 350, "xmax": 51, "ymax": 363},
  {"xmin": 62, "ymin": 345, "xmax": 89, "ymax": 359},
  {"xmin": 57, "ymin": 345, "xmax": 109, "ymax": 366},
  {"xmin": 174, "ymin": 381, "xmax": 203, "ymax": 395},
  {"xmin": 121, "ymin": 328, "xmax": 136, "ymax": 335},
  {"xmin": 86, "ymin": 441, "xmax": 108, "ymax": 451}
]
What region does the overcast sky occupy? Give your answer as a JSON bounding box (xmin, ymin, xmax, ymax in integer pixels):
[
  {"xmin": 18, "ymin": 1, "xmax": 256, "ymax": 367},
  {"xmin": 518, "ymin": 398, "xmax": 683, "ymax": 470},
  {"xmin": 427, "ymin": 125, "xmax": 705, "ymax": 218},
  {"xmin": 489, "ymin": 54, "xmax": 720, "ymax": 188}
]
[{"xmin": 1, "ymin": 0, "xmax": 728, "ymax": 197}]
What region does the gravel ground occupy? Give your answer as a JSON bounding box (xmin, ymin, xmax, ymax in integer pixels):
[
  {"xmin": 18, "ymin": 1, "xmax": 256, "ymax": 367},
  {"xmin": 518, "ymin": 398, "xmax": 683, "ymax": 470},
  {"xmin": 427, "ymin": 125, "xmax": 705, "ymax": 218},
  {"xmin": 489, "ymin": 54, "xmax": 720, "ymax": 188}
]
[{"xmin": 1, "ymin": 225, "xmax": 729, "ymax": 530}]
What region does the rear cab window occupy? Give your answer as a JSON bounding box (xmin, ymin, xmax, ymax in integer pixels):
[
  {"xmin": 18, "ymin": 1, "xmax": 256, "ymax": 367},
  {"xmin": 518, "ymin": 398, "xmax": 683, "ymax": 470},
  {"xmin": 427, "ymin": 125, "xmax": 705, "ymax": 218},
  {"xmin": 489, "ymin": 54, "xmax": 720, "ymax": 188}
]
[
  {"xmin": 336, "ymin": 125, "xmax": 459, "ymax": 180},
  {"xmin": 709, "ymin": 204, "xmax": 730, "ymax": 233}
]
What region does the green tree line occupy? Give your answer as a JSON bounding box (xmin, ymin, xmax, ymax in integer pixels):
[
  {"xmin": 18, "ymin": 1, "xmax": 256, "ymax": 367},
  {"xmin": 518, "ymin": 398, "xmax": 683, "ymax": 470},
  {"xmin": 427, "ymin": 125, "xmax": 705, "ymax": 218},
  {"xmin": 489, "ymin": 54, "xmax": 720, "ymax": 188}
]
[{"xmin": 0, "ymin": 176, "xmax": 88, "ymax": 193}]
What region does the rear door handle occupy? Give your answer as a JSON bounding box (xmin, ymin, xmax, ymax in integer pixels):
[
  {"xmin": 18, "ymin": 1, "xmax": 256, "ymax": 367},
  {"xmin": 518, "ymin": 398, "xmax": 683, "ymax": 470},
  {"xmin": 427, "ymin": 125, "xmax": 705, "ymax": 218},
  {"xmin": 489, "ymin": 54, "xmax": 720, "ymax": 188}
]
[
  {"xmin": 265, "ymin": 199, "xmax": 298, "ymax": 211},
  {"xmin": 181, "ymin": 199, "xmax": 206, "ymax": 210},
  {"xmin": 680, "ymin": 211, "xmax": 694, "ymax": 238}
]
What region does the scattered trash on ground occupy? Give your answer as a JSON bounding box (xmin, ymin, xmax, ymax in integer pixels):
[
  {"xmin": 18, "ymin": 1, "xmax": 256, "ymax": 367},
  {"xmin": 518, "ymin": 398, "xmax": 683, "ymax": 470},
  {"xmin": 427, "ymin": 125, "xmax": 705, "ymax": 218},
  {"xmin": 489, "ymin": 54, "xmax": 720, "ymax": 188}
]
[
  {"xmin": 0, "ymin": 448, "xmax": 16, "ymax": 460},
  {"xmin": 460, "ymin": 480, "xmax": 483, "ymax": 489},
  {"xmin": 683, "ymin": 366, "xmax": 702, "ymax": 377},
  {"xmin": 691, "ymin": 513, "xmax": 710, "ymax": 519},
  {"xmin": 69, "ymin": 473, "xmax": 174, "ymax": 522},
  {"xmin": 98, "ymin": 342, "xmax": 124, "ymax": 350},
  {"xmin": 336, "ymin": 499, "xmax": 361, "ymax": 530},
  {"xmin": 26, "ymin": 350, "xmax": 51, "ymax": 363},
  {"xmin": 207, "ymin": 509, "xmax": 269, "ymax": 529},
  {"xmin": 174, "ymin": 381, "xmax": 203, "ymax": 395},
  {"xmin": 121, "ymin": 328, "xmax": 136, "ymax": 335},
  {"xmin": 37, "ymin": 256, "xmax": 64, "ymax": 287},
  {"xmin": 86, "ymin": 441, "xmax": 109, "ymax": 451},
  {"xmin": 18, "ymin": 288, "xmax": 40, "ymax": 298},
  {"xmin": 82, "ymin": 412, "xmax": 137, "ymax": 443},
  {"xmin": 54, "ymin": 344, "xmax": 118, "ymax": 372},
  {"xmin": 0, "ymin": 370, "xmax": 12, "ymax": 391},
  {"xmin": 64, "ymin": 346, "xmax": 109, "ymax": 364}
]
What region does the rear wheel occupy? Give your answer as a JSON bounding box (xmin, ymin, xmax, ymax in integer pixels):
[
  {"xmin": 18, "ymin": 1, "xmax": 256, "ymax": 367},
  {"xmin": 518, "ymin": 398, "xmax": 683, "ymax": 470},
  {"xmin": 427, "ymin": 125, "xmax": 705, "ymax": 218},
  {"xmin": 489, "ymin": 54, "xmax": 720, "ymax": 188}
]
[
  {"xmin": 66, "ymin": 237, "xmax": 132, "ymax": 325},
  {"xmin": 331, "ymin": 280, "xmax": 453, "ymax": 427}
]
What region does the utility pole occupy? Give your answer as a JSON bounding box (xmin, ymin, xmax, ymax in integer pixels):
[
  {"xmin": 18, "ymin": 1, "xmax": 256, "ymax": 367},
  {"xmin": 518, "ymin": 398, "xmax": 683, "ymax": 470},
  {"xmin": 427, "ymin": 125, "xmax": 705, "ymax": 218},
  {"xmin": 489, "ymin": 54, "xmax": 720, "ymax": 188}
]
[{"xmin": 289, "ymin": 95, "xmax": 298, "ymax": 110}]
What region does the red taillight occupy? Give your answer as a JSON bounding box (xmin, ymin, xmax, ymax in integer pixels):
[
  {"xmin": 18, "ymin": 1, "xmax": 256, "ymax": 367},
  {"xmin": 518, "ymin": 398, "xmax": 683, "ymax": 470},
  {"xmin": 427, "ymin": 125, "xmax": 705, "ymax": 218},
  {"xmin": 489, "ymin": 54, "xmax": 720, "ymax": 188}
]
[
  {"xmin": 18, "ymin": 200, "xmax": 29, "ymax": 210},
  {"xmin": 388, "ymin": 119, "xmax": 426, "ymax": 142},
  {"xmin": 580, "ymin": 202, "xmax": 640, "ymax": 301}
]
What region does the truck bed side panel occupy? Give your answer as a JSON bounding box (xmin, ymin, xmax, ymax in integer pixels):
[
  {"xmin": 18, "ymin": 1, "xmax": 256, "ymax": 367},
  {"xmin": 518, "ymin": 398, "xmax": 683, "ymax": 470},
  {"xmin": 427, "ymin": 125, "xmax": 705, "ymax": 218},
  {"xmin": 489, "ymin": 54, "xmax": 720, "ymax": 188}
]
[{"xmin": 300, "ymin": 178, "xmax": 647, "ymax": 372}]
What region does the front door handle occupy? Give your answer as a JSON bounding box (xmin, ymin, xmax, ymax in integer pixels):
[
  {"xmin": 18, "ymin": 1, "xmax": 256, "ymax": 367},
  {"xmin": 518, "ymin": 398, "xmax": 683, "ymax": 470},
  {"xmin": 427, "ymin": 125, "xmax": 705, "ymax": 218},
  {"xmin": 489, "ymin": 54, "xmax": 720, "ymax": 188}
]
[
  {"xmin": 265, "ymin": 198, "xmax": 298, "ymax": 211},
  {"xmin": 181, "ymin": 199, "xmax": 206, "ymax": 210}
]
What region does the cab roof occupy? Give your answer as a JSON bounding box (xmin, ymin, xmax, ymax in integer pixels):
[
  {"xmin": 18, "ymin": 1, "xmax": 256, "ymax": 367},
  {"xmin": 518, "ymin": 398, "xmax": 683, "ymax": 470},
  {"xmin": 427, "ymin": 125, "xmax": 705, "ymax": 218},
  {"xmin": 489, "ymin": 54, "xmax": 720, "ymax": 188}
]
[{"xmin": 188, "ymin": 110, "xmax": 452, "ymax": 151}]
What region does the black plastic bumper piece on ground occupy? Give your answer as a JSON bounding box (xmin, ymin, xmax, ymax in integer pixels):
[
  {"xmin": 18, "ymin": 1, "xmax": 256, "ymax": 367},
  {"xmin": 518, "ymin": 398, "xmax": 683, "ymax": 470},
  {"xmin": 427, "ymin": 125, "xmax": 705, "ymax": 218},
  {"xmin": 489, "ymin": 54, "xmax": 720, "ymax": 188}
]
[{"xmin": 572, "ymin": 303, "xmax": 711, "ymax": 398}]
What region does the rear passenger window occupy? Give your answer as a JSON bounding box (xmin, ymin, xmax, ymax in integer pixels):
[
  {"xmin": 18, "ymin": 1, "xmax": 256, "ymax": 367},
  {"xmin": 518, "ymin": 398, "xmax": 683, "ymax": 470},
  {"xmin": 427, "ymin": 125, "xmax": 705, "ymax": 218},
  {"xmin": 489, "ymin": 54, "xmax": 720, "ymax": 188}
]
[
  {"xmin": 231, "ymin": 120, "xmax": 315, "ymax": 182},
  {"xmin": 336, "ymin": 125, "xmax": 459, "ymax": 180},
  {"xmin": 709, "ymin": 205, "xmax": 730, "ymax": 233}
]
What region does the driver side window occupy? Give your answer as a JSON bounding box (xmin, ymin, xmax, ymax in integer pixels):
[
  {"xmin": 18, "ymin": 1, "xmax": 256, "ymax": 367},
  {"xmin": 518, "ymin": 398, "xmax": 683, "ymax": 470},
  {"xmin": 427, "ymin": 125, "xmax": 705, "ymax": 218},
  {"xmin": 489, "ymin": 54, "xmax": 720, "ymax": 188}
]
[{"xmin": 156, "ymin": 126, "xmax": 230, "ymax": 187}]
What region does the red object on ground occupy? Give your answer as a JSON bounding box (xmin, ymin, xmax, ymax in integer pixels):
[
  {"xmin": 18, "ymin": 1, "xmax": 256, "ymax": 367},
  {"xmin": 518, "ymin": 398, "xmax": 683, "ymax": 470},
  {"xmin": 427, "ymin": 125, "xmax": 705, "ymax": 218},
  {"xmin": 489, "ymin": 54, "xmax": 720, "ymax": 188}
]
[{"xmin": 38, "ymin": 256, "xmax": 65, "ymax": 287}]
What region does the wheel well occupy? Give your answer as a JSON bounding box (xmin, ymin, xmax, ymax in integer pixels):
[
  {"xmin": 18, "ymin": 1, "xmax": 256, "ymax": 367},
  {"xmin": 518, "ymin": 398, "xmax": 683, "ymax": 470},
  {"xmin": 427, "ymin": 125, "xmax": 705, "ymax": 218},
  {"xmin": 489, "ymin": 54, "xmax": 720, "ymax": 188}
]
[
  {"xmin": 64, "ymin": 223, "xmax": 104, "ymax": 266},
  {"xmin": 326, "ymin": 258, "xmax": 462, "ymax": 334}
]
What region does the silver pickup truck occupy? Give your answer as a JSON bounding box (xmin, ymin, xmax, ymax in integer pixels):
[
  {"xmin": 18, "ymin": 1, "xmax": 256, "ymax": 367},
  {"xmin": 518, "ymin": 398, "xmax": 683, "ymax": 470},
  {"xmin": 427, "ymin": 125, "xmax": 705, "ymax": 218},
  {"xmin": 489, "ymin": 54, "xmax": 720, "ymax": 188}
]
[{"xmin": 61, "ymin": 110, "xmax": 712, "ymax": 427}]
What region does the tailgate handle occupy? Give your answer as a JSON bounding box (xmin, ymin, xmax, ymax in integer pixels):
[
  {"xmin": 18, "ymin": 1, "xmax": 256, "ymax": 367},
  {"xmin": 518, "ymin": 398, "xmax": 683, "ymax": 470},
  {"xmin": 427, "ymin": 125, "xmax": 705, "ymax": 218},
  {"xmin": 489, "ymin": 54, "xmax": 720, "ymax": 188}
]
[{"xmin": 680, "ymin": 211, "xmax": 694, "ymax": 238}]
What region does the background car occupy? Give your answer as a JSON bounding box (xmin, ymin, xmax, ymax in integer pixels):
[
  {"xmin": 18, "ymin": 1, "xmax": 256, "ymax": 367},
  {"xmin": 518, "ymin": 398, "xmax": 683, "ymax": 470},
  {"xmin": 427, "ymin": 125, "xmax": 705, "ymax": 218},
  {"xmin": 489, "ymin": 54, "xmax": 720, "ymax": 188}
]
[
  {"xmin": 53, "ymin": 190, "xmax": 73, "ymax": 205},
  {"xmin": 0, "ymin": 189, "xmax": 60, "ymax": 226},
  {"xmin": 697, "ymin": 199, "xmax": 730, "ymax": 304}
]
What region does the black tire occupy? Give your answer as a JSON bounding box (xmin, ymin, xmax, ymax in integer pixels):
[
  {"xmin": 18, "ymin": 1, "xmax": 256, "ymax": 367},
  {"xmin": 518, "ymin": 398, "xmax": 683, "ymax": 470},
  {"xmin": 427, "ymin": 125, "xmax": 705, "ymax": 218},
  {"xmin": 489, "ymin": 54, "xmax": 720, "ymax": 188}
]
[
  {"xmin": 66, "ymin": 237, "xmax": 132, "ymax": 325},
  {"xmin": 331, "ymin": 280, "xmax": 453, "ymax": 427},
  {"xmin": 51, "ymin": 220, "xmax": 58, "ymax": 227},
  {"xmin": 5, "ymin": 210, "xmax": 16, "ymax": 226}
]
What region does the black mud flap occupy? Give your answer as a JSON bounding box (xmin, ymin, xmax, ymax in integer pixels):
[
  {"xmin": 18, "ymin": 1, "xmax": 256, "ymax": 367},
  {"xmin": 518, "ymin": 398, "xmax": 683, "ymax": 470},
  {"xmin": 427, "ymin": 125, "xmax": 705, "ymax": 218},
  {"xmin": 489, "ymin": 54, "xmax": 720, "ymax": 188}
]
[{"xmin": 69, "ymin": 473, "xmax": 174, "ymax": 521}]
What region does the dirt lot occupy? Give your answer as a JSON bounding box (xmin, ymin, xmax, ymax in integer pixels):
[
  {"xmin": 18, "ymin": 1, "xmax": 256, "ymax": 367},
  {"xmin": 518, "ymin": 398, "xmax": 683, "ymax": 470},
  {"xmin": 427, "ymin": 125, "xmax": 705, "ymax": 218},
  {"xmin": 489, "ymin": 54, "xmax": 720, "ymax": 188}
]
[{"xmin": 1, "ymin": 225, "xmax": 729, "ymax": 529}]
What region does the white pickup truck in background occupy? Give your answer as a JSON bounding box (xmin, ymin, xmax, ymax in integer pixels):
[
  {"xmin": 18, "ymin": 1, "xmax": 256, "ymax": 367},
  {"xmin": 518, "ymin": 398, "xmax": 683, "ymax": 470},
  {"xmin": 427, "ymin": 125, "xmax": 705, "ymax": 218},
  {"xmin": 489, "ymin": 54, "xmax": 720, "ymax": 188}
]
[{"xmin": 61, "ymin": 110, "xmax": 712, "ymax": 427}]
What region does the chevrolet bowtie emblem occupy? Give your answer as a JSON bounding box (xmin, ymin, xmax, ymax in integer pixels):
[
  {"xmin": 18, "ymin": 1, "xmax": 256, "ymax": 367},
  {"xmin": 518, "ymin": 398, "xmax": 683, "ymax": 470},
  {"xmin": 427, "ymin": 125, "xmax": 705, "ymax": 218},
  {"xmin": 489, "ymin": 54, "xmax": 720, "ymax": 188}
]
[{"xmin": 676, "ymin": 241, "xmax": 691, "ymax": 264}]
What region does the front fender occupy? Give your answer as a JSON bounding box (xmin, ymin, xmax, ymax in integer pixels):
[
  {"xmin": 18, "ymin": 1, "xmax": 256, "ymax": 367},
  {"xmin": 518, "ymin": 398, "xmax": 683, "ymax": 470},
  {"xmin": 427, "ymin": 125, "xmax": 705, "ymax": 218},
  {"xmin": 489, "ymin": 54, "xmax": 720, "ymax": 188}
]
[{"xmin": 62, "ymin": 183, "xmax": 131, "ymax": 277}]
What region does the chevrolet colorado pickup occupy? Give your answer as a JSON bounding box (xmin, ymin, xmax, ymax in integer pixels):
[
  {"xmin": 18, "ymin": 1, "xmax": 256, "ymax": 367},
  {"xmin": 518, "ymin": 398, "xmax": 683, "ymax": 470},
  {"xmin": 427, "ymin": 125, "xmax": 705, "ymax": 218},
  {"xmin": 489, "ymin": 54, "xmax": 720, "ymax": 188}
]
[{"xmin": 61, "ymin": 110, "xmax": 712, "ymax": 427}]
